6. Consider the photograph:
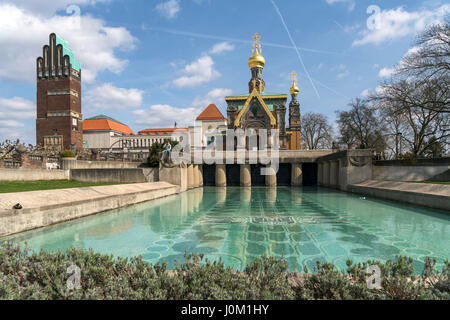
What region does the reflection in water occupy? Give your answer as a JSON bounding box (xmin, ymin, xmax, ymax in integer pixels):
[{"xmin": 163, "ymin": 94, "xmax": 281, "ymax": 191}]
[
  {"xmin": 266, "ymin": 187, "xmax": 277, "ymax": 203},
  {"xmin": 5, "ymin": 187, "xmax": 450, "ymax": 273}
]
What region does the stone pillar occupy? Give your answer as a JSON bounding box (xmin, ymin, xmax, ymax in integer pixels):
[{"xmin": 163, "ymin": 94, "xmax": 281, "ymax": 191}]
[
  {"xmin": 193, "ymin": 165, "xmax": 200, "ymax": 188},
  {"xmin": 216, "ymin": 187, "xmax": 227, "ymax": 204},
  {"xmin": 291, "ymin": 163, "xmax": 303, "ymax": 187},
  {"xmin": 266, "ymin": 187, "xmax": 277, "ymax": 203},
  {"xmin": 215, "ymin": 164, "xmax": 226, "ymax": 187},
  {"xmin": 241, "ymin": 187, "xmax": 252, "ymax": 206},
  {"xmin": 159, "ymin": 165, "xmax": 188, "ymax": 192},
  {"xmin": 187, "ymin": 164, "xmax": 194, "ymax": 189},
  {"xmin": 323, "ymin": 161, "xmax": 330, "ymax": 187},
  {"xmin": 330, "ymin": 161, "xmax": 338, "ymax": 188},
  {"xmin": 240, "ymin": 164, "xmax": 251, "ymax": 187},
  {"xmin": 194, "ymin": 164, "xmax": 203, "ymax": 188},
  {"xmin": 318, "ymin": 163, "xmax": 323, "ymax": 186},
  {"xmin": 60, "ymin": 157, "xmax": 77, "ymax": 170},
  {"xmin": 265, "ymin": 165, "xmax": 277, "ymax": 187},
  {"xmin": 198, "ymin": 165, "xmax": 204, "ymax": 187},
  {"xmin": 337, "ymin": 159, "xmax": 346, "ymax": 191},
  {"xmin": 41, "ymin": 155, "xmax": 48, "ymax": 169}
]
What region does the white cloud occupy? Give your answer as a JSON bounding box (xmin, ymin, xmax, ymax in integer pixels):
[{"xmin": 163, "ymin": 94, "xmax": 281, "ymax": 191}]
[
  {"xmin": 337, "ymin": 70, "xmax": 349, "ymax": 79},
  {"xmin": 378, "ymin": 67, "xmax": 395, "ymax": 78},
  {"xmin": 192, "ymin": 88, "xmax": 232, "ymax": 108},
  {"xmin": 5, "ymin": 0, "xmax": 109, "ymax": 17},
  {"xmin": 335, "ymin": 64, "xmax": 349, "ymax": 79},
  {"xmin": 0, "ymin": 120, "xmax": 25, "ymax": 128},
  {"xmin": 360, "ymin": 89, "xmax": 370, "ymax": 97},
  {"xmin": 326, "ymin": 0, "xmax": 355, "ymax": 12},
  {"xmin": 0, "ymin": 4, "xmax": 136, "ymax": 83},
  {"xmin": 378, "ymin": 46, "xmax": 420, "ymax": 78},
  {"xmin": 0, "ymin": 96, "xmax": 35, "ymax": 141},
  {"xmin": 0, "ymin": 97, "xmax": 35, "ymax": 121},
  {"xmin": 133, "ymin": 105, "xmax": 202, "ymax": 128},
  {"xmin": 353, "ymin": 4, "xmax": 450, "ymax": 46},
  {"xmin": 155, "ymin": 0, "xmax": 180, "ymax": 19},
  {"xmin": 209, "ymin": 42, "xmax": 235, "ymax": 55},
  {"xmin": 173, "ymin": 55, "xmax": 220, "ymax": 88},
  {"xmin": 84, "ymin": 83, "xmax": 144, "ymax": 111}
]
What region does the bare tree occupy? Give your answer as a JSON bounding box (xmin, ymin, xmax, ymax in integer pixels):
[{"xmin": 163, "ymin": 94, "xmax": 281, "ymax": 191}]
[
  {"xmin": 396, "ymin": 18, "xmax": 450, "ymax": 80},
  {"xmin": 0, "ymin": 139, "xmax": 20, "ymax": 160},
  {"xmin": 300, "ymin": 112, "xmax": 333, "ymax": 150},
  {"xmin": 371, "ymin": 80, "xmax": 450, "ymax": 156},
  {"xmin": 336, "ymin": 98, "xmax": 387, "ymax": 152},
  {"xmin": 379, "ymin": 103, "xmax": 410, "ymax": 159}
]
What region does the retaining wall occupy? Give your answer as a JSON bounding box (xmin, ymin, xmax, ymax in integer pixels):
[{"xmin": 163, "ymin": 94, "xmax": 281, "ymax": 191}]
[
  {"xmin": 0, "ymin": 168, "xmax": 69, "ymax": 181},
  {"xmin": 373, "ymin": 158, "xmax": 450, "ymax": 182},
  {"xmin": 348, "ymin": 180, "xmax": 450, "ymax": 211},
  {"xmin": 0, "ymin": 182, "xmax": 179, "ymax": 237},
  {"xmin": 70, "ymin": 168, "xmax": 158, "ymax": 183},
  {"xmin": 61, "ymin": 159, "xmax": 141, "ymax": 170},
  {"xmin": 373, "ymin": 166, "xmax": 449, "ymax": 182}
]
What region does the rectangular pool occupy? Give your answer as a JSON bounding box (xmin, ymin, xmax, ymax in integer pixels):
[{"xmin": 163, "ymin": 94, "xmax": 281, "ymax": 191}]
[{"xmin": 4, "ymin": 187, "xmax": 449, "ymax": 273}]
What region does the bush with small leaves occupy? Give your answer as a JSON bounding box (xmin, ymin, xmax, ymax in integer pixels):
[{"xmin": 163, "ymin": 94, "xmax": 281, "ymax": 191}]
[
  {"xmin": 60, "ymin": 150, "xmax": 75, "ymax": 158},
  {"xmin": 0, "ymin": 243, "xmax": 448, "ymax": 300}
]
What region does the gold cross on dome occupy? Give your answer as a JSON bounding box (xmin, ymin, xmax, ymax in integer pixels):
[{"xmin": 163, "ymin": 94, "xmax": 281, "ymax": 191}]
[
  {"xmin": 291, "ymin": 71, "xmax": 298, "ymax": 85},
  {"xmin": 252, "ymin": 32, "xmax": 262, "ymax": 53}
]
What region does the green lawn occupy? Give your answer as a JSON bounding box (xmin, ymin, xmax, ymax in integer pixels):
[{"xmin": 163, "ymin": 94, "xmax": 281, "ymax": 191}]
[
  {"xmin": 412, "ymin": 181, "xmax": 450, "ymax": 185},
  {"xmin": 0, "ymin": 180, "xmax": 127, "ymax": 194}
]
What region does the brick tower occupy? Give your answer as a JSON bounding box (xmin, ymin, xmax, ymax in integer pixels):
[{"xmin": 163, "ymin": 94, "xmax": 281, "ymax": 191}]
[{"xmin": 36, "ymin": 33, "xmax": 83, "ymax": 152}]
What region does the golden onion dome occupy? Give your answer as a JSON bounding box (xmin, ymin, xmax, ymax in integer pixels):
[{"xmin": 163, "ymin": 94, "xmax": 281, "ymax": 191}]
[
  {"xmin": 290, "ymin": 83, "xmax": 300, "ymax": 95},
  {"xmin": 290, "ymin": 71, "xmax": 300, "ymax": 94},
  {"xmin": 248, "ymin": 50, "xmax": 266, "ymax": 69}
]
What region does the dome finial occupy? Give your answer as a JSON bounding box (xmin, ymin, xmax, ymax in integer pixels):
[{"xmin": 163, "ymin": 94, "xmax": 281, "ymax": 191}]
[
  {"xmin": 248, "ymin": 32, "xmax": 266, "ymax": 69},
  {"xmin": 252, "ymin": 32, "xmax": 262, "ymax": 54},
  {"xmin": 290, "ymin": 71, "xmax": 300, "ymax": 95}
]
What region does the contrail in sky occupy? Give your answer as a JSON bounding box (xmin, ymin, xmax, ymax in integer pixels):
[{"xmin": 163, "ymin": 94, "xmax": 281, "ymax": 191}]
[
  {"xmin": 270, "ymin": 0, "xmax": 321, "ymax": 99},
  {"xmin": 142, "ymin": 26, "xmax": 342, "ymax": 56}
]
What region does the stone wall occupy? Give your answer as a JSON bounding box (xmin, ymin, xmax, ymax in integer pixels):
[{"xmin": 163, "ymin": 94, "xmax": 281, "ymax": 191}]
[
  {"xmin": 159, "ymin": 164, "xmax": 203, "ymax": 192},
  {"xmin": 0, "ymin": 182, "xmax": 179, "ymax": 237},
  {"xmin": 61, "ymin": 158, "xmax": 141, "ymax": 170},
  {"xmin": 348, "ymin": 180, "xmax": 450, "ymax": 211},
  {"xmin": 373, "ymin": 158, "xmax": 450, "ymax": 182},
  {"xmin": 70, "ymin": 168, "xmax": 158, "ymax": 184},
  {"xmin": 317, "ymin": 149, "xmax": 373, "ymax": 191},
  {"xmin": 0, "ymin": 168, "xmax": 69, "ymax": 181}
]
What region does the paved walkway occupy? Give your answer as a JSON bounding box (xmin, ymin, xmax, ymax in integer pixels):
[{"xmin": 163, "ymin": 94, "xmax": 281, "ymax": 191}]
[
  {"xmin": 349, "ymin": 180, "xmax": 450, "ymax": 211},
  {"xmin": 0, "ymin": 182, "xmax": 179, "ymax": 237}
]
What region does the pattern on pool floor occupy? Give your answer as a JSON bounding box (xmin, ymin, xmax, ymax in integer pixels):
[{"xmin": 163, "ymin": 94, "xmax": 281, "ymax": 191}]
[{"xmin": 4, "ymin": 187, "xmax": 449, "ymax": 273}]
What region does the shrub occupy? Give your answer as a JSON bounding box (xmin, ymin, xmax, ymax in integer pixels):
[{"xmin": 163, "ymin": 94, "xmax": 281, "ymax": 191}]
[
  {"xmin": 0, "ymin": 243, "xmax": 448, "ymax": 300},
  {"xmin": 147, "ymin": 140, "xmax": 179, "ymax": 167},
  {"xmin": 60, "ymin": 150, "xmax": 75, "ymax": 158}
]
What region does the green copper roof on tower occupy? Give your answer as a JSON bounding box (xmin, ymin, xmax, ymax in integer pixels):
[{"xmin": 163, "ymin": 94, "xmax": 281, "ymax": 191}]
[
  {"xmin": 55, "ymin": 34, "xmax": 81, "ymax": 72},
  {"xmin": 86, "ymin": 115, "xmax": 127, "ymax": 126}
]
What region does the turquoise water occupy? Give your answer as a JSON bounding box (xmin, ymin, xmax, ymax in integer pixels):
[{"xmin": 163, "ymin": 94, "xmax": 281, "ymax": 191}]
[{"xmin": 4, "ymin": 187, "xmax": 450, "ymax": 272}]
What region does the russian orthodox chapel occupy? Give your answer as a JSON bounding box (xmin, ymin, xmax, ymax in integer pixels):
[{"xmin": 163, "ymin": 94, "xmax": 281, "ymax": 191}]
[{"xmin": 225, "ymin": 33, "xmax": 301, "ymax": 150}]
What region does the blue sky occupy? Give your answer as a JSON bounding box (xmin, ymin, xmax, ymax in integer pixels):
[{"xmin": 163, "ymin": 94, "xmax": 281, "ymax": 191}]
[{"xmin": 0, "ymin": 0, "xmax": 448, "ymax": 144}]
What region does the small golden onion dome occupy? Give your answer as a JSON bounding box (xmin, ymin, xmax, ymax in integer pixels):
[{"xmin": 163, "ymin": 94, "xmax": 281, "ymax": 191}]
[
  {"xmin": 290, "ymin": 83, "xmax": 300, "ymax": 95},
  {"xmin": 248, "ymin": 50, "xmax": 266, "ymax": 69}
]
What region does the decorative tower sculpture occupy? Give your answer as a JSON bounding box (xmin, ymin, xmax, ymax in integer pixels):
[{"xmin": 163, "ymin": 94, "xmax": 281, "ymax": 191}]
[
  {"xmin": 36, "ymin": 33, "xmax": 83, "ymax": 152},
  {"xmin": 288, "ymin": 71, "xmax": 301, "ymax": 150},
  {"xmin": 248, "ymin": 32, "xmax": 266, "ymax": 93}
]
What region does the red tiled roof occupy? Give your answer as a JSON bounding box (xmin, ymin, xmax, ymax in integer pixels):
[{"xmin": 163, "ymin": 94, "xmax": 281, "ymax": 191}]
[
  {"xmin": 83, "ymin": 118, "xmax": 134, "ymax": 135},
  {"xmin": 138, "ymin": 128, "xmax": 188, "ymax": 135},
  {"xmin": 196, "ymin": 104, "xmax": 225, "ymax": 120}
]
